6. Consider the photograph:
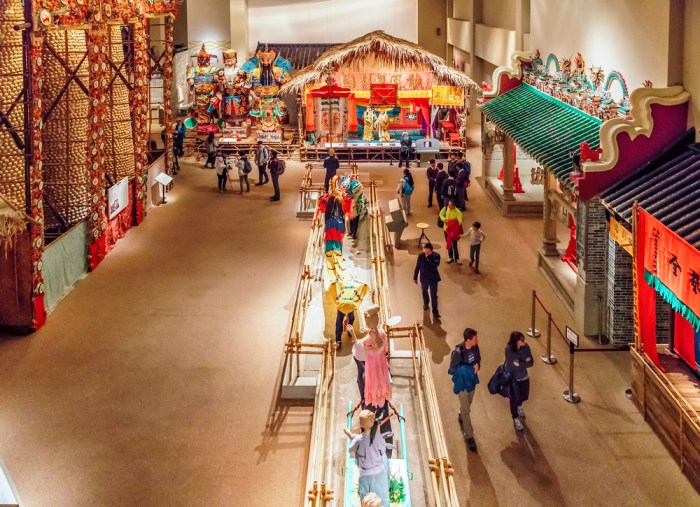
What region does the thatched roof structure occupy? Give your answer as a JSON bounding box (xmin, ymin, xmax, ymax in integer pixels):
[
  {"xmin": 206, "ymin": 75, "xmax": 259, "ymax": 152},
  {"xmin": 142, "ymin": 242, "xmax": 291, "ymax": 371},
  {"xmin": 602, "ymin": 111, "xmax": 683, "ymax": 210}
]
[{"xmin": 283, "ymin": 31, "xmax": 477, "ymax": 95}]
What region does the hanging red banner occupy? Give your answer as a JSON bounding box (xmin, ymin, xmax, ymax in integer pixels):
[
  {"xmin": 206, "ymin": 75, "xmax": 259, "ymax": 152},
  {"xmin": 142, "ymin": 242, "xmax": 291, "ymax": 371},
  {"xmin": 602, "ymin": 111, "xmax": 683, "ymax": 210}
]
[{"xmin": 640, "ymin": 209, "xmax": 700, "ymax": 320}]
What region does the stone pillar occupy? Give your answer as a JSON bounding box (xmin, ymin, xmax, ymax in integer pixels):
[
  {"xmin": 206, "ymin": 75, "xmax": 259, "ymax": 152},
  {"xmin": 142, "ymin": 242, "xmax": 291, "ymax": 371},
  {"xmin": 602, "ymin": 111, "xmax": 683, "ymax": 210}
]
[
  {"xmin": 502, "ymin": 134, "xmax": 515, "ymax": 200},
  {"xmin": 540, "ymin": 171, "xmax": 559, "ymax": 256}
]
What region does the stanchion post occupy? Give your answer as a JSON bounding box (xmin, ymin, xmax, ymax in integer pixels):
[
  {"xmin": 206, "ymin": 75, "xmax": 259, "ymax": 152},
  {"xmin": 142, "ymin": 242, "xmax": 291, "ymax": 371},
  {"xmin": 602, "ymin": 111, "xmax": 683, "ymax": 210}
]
[
  {"xmin": 527, "ymin": 290, "xmax": 541, "ymax": 337},
  {"xmin": 562, "ymin": 342, "xmax": 580, "ymax": 403},
  {"xmin": 541, "ymin": 311, "xmax": 557, "ymax": 364}
]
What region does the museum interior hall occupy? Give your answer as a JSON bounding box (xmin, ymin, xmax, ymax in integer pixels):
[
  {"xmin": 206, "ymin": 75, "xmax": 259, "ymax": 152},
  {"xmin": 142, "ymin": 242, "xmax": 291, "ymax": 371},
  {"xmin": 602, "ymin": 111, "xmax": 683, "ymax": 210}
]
[{"xmin": 1, "ymin": 1, "xmax": 700, "ymax": 506}]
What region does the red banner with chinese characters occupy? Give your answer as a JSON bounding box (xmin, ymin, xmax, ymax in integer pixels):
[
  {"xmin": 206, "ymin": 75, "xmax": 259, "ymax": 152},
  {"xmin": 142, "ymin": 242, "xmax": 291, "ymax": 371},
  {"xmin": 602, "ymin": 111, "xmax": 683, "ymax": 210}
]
[
  {"xmin": 636, "ymin": 208, "xmax": 659, "ymax": 367},
  {"xmin": 640, "ymin": 209, "xmax": 700, "ymax": 319}
]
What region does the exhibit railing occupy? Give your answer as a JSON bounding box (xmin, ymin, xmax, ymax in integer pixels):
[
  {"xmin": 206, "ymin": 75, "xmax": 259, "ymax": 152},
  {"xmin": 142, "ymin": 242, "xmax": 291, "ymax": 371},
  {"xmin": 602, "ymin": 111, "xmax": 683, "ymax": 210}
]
[
  {"xmin": 284, "ymin": 215, "xmax": 324, "ymax": 385},
  {"xmin": 300, "ymin": 181, "xmax": 460, "ymax": 506},
  {"xmin": 367, "ymin": 182, "xmax": 460, "ymax": 506},
  {"xmin": 388, "ymin": 324, "xmax": 460, "ymax": 507},
  {"xmin": 297, "ymin": 163, "xmax": 323, "ymax": 218}
]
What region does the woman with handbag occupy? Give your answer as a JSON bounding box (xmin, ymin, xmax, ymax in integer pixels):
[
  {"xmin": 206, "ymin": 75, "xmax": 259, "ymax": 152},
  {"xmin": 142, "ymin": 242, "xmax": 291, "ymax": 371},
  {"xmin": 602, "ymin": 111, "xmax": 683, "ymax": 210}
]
[
  {"xmin": 504, "ymin": 331, "xmax": 534, "ymax": 431},
  {"xmin": 439, "ymin": 200, "xmax": 463, "ymax": 264}
]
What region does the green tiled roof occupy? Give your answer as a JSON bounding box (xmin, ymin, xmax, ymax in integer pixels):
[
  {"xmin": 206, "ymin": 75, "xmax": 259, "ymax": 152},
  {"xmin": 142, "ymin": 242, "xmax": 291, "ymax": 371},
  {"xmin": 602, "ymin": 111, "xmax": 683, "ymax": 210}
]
[{"xmin": 479, "ymin": 84, "xmax": 602, "ymax": 184}]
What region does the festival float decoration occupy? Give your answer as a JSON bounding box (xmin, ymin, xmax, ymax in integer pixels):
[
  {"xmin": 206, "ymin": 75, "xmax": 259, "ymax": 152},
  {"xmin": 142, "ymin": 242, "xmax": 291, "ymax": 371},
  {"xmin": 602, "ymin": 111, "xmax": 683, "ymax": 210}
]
[{"xmin": 0, "ymin": 0, "xmax": 179, "ymax": 332}]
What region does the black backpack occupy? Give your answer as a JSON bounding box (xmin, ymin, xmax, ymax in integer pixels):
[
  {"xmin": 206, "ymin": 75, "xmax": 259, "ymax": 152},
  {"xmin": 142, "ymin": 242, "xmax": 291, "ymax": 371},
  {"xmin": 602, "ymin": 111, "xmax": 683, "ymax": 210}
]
[
  {"xmin": 445, "ymin": 180, "xmax": 458, "ymax": 198},
  {"xmin": 242, "ymin": 158, "xmax": 253, "ymax": 174}
]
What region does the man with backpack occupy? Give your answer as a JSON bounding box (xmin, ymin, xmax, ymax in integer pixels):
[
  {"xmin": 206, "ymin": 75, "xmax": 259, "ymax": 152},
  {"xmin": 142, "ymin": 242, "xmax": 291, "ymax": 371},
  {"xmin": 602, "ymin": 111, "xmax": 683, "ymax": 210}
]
[
  {"xmin": 234, "ymin": 151, "xmax": 252, "ymax": 195},
  {"xmin": 268, "ymin": 151, "xmax": 285, "ymax": 201},
  {"xmin": 441, "ymin": 168, "xmax": 459, "ymax": 208},
  {"xmin": 254, "ymin": 140, "xmax": 270, "ymax": 186},
  {"xmin": 399, "ymin": 131, "xmax": 412, "ymax": 168},
  {"xmin": 448, "ymin": 328, "xmax": 481, "ymax": 452}
]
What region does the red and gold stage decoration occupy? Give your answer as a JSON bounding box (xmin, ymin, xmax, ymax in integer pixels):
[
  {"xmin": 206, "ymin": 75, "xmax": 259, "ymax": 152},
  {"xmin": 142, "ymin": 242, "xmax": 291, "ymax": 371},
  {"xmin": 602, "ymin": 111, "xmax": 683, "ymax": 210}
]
[{"xmin": 283, "ymin": 31, "xmax": 477, "ymax": 144}]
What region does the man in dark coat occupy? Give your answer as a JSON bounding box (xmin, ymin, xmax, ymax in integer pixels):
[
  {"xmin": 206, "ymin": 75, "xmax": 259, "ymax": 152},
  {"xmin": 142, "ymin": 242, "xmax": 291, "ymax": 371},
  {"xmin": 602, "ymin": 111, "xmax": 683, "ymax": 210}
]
[
  {"xmin": 426, "ymin": 159, "xmax": 438, "ymax": 208},
  {"xmin": 323, "ymin": 148, "xmax": 340, "ymax": 192},
  {"xmin": 434, "ymin": 162, "xmax": 448, "ymax": 210},
  {"xmin": 413, "ymin": 243, "xmax": 441, "ymax": 318}
]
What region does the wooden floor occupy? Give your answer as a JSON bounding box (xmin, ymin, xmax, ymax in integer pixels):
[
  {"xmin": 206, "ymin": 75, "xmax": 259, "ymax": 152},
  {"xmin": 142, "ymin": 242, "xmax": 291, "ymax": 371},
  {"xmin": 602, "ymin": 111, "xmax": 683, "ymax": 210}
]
[{"xmin": 659, "ymin": 353, "xmax": 700, "ymax": 423}]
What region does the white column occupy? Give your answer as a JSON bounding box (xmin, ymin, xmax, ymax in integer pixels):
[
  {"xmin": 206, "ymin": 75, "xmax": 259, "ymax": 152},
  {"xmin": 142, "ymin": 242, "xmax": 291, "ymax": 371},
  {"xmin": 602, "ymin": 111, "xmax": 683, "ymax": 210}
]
[{"xmin": 230, "ymin": 0, "xmax": 248, "ymax": 59}]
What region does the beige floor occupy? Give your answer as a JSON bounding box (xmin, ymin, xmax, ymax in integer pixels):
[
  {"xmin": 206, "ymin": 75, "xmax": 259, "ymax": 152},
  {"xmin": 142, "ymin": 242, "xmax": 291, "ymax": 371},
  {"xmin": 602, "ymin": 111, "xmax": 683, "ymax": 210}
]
[{"xmin": 0, "ymin": 145, "xmax": 697, "ymax": 506}]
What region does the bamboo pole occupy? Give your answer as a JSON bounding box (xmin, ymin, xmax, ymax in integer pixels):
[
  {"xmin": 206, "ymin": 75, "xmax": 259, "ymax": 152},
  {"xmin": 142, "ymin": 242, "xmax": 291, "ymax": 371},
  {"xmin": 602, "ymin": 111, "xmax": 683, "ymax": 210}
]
[{"xmin": 632, "ymin": 201, "xmax": 641, "ymax": 351}]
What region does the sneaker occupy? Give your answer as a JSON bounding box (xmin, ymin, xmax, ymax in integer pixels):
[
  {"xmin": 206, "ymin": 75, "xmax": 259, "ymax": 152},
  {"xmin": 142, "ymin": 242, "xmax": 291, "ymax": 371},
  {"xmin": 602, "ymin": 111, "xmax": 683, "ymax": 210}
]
[
  {"xmin": 474, "ymin": 269, "xmax": 480, "ymax": 274},
  {"xmin": 433, "ymin": 312, "xmax": 441, "ymax": 319},
  {"xmin": 513, "ymin": 418, "xmax": 524, "ymax": 431},
  {"xmin": 455, "ymin": 259, "xmax": 462, "ymax": 265},
  {"xmin": 255, "ymin": 183, "xmax": 263, "ymax": 186},
  {"xmin": 466, "ymin": 437, "xmax": 477, "ymax": 452},
  {"xmin": 517, "ymin": 405, "xmax": 525, "ymax": 418},
  {"xmin": 335, "ymin": 341, "xmax": 341, "ymax": 350},
  {"xmin": 469, "ymin": 260, "xmax": 474, "ymax": 267},
  {"xmin": 447, "ymin": 258, "xmax": 454, "ymax": 264},
  {"xmin": 423, "ymin": 305, "xmax": 429, "ymax": 311}
]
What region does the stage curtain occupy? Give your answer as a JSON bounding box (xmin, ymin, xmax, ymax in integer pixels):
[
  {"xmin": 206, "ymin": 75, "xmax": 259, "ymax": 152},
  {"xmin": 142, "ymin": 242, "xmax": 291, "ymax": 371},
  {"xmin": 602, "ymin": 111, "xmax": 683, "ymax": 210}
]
[
  {"xmin": 637, "ymin": 209, "xmax": 661, "ymax": 367},
  {"xmin": 348, "ymin": 94, "xmax": 357, "ymax": 130},
  {"xmin": 306, "ymin": 94, "xmax": 315, "ymax": 131},
  {"xmin": 674, "ymin": 312, "xmax": 698, "ymax": 373},
  {"xmin": 371, "ymin": 83, "xmax": 397, "ymax": 106}
]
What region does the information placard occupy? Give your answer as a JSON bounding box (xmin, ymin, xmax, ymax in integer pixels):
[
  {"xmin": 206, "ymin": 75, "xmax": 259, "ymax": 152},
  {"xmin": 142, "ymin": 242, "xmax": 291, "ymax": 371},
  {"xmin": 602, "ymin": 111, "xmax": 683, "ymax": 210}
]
[
  {"xmin": 565, "ymin": 326, "xmax": 579, "ymax": 347},
  {"xmin": 107, "ymin": 177, "xmax": 129, "ymax": 220}
]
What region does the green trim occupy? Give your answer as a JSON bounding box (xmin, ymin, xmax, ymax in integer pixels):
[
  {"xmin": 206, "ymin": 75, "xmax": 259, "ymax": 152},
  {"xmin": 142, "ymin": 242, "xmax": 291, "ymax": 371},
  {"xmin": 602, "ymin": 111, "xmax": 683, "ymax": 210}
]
[
  {"xmin": 644, "ymin": 270, "xmax": 700, "ymax": 331},
  {"xmin": 479, "ymin": 84, "xmax": 602, "ymax": 186}
]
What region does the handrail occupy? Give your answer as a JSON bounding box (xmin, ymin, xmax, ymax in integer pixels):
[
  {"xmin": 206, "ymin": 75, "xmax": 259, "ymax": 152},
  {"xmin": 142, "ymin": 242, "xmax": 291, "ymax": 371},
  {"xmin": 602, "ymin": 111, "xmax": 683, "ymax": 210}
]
[{"xmin": 632, "ymin": 347, "xmax": 700, "ymax": 433}]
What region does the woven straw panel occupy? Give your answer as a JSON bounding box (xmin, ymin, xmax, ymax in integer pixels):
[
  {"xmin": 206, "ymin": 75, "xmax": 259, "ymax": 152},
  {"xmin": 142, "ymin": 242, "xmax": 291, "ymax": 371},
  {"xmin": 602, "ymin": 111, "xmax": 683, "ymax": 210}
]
[
  {"xmin": 0, "ymin": 0, "xmax": 27, "ymax": 209},
  {"xmin": 42, "ymin": 29, "xmax": 90, "ymax": 229},
  {"xmin": 104, "ymin": 26, "xmax": 135, "ymax": 181}
]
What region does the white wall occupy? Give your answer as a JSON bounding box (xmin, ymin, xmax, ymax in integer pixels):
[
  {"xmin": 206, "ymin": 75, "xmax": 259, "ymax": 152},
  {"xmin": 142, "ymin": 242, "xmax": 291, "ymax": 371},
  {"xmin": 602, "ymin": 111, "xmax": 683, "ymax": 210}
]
[
  {"xmin": 186, "ymin": 0, "xmax": 231, "ymax": 62},
  {"xmin": 531, "ymin": 0, "xmax": 671, "ymax": 89},
  {"xmin": 684, "ymin": 0, "xmax": 700, "ymax": 137},
  {"xmin": 247, "ymin": 0, "xmax": 418, "ymax": 51}
]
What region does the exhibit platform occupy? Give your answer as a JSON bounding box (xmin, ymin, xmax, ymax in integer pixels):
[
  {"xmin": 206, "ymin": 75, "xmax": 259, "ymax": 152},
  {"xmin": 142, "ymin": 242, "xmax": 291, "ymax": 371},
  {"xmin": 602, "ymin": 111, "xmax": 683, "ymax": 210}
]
[
  {"xmin": 301, "ymin": 138, "xmax": 464, "ymax": 163},
  {"xmin": 184, "ymin": 128, "xmax": 300, "ymax": 159},
  {"xmin": 482, "ymin": 176, "xmax": 544, "ymax": 217}
]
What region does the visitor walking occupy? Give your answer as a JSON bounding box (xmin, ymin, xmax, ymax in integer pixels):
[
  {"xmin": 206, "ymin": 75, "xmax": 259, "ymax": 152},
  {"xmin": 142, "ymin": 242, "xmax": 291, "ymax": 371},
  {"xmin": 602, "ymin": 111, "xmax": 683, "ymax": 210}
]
[
  {"xmin": 439, "ymin": 200, "xmax": 463, "ymax": 264},
  {"xmin": 268, "ymin": 151, "xmax": 284, "ymax": 201},
  {"xmin": 466, "ymin": 221, "xmax": 486, "ymax": 273},
  {"xmin": 426, "ymin": 159, "xmax": 438, "ymax": 208},
  {"xmin": 215, "ymin": 153, "xmax": 228, "ymax": 192},
  {"xmin": 449, "ymin": 328, "xmax": 481, "ymax": 452},
  {"xmin": 254, "ymin": 140, "xmax": 270, "ymax": 186},
  {"xmin": 434, "ymin": 162, "xmax": 448, "ymax": 210},
  {"xmin": 413, "ymin": 243, "xmax": 441, "ymax": 318},
  {"xmin": 234, "ymin": 152, "xmax": 251, "ymax": 195},
  {"xmin": 504, "ymin": 331, "xmax": 534, "ymax": 431},
  {"xmin": 323, "ymin": 148, "xmax": 340, "ymax": 192},
  {"xmin": 399, "ymin": 131, "xmax": 412, "ymax": 168},
  {"xmin": 396, "ymin": 168, "xmax": 414, "ymax": 216},
  {"xmin": 204, "ymin": 132, "xmax": 218, "ymax": 168}
]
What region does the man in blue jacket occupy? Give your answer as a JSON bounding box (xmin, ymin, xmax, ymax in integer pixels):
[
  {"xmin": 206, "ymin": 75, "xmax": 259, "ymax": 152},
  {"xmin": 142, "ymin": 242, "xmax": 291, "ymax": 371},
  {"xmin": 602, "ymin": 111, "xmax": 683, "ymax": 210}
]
[
  {"xmin": 449, "ymin": 328, "xmax": 481, "ymax": 452},
  {"xmin": 413, "ymin": 243, "xmax": 441, "ymax": 318}
]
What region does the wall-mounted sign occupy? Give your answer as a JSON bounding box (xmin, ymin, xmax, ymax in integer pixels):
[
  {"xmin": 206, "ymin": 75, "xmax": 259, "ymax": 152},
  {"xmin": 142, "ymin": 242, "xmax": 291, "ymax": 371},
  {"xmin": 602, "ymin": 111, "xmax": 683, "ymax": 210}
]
[
  {"xmin": 609, "ymin": 216, "xmax": 633, "ymax": 255},
  {"xmin": 108, "ymin": 177, "xmax": 129, "ymax": 220}
]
